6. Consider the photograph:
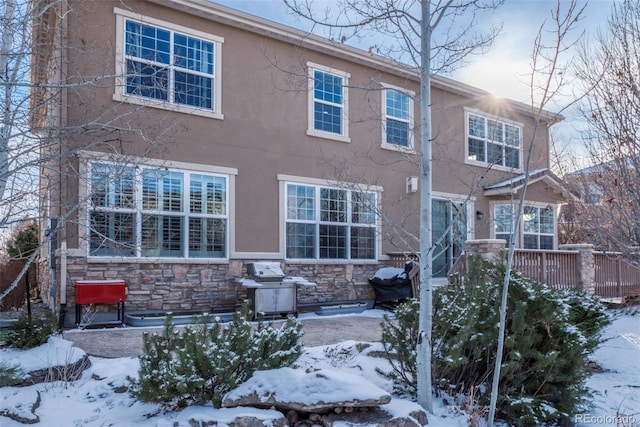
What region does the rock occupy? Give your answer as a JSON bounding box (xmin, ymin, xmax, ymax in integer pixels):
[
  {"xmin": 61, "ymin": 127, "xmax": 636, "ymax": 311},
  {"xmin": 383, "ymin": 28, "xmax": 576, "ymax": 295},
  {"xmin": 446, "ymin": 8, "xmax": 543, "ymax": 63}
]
[
  {"xmin": 379, "ymin": 416, "xmax": 422, "ymax": 427},
  {"xmin": 223, "ymin": 368, "xmax": 391, "ymax": 414},
  {"xmin": 286, "ymin": 409, "xmax": 299, "ymax": 424},
  {"xmin": 231, "ymin": 416, "xmax": 278, "ymax": 427},
  {"xmin": 0, "ymin": 388, "xmax": 41, "ymax": 424},
  {"xmin": 16, "ymin": 355, "xmax": 91, "ymax": 386},
  {"xmin": 408, "ymin": 410, "xmax": 429, "ymax": 425}
]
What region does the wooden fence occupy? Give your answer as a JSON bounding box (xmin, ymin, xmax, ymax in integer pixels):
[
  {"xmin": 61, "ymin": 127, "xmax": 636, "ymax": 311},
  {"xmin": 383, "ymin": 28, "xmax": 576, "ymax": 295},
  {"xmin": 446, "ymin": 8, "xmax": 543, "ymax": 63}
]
[
  {"xmin": 593, "ymin": 252, "xmax": 640, "ymax": 298},
  {"xmin": 512, "ymin": 249, "xmax": 579, "ymax": 291},
  {"xmin": 391, "ymin": 247, "xmax": 640, "ymax": 300}
]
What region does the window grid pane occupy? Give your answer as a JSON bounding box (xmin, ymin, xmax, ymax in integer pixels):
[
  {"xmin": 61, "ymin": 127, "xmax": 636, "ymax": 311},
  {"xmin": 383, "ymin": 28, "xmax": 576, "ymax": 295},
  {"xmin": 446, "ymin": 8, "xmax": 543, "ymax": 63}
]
[
  {"xmin": 89, "ymin": 211, "xmax": 136, "ymax": 257},
  {"xmin": 467, "ymin": 113, "xmax": 521, "ymax": 168},
  {"xmin": 320, "ymin": 188, "xmax": 347, "ymax": 222},
  {"xmin": 351, "ymin": 226, "xmax": 375, "ymax": 259},
  {"xmin": 351, "ymin": 192, "xmax": 375, "ymax": 224},
  {"xmin": 126, "ymin": 60, "xmax": 168, "ymax": 100},
  {"xmin": 124, "ymin": 18, "xmax": 215, "ymax": 110},
  {"xmin": 487, "ymin": 120, "xmax": 504, "ymax": 142},
  {"xmin": 468, "ymin": 138, "xmax": 485, "ymax": 162},
  {"xmin": 90, "ymin": 163, "xmax": 136, "ymax": 209},
  {"xmin": 141, "ymin": 214, "xmax": 183, "ymax": 257},
  {"xmin": 189, "ymin": 217, "xmax": 226, "ymax": 257},
  {"xmin": 505, "ymin": 146, "xmax": 520, "ymax": 169},
  {"xmin": 174, "ymin": 72, "xmax": 213, "ymax": 108},
  {"xmin": 523, "ymin": 206, "xmax": 539, "ymax": 233},
  {"xmin": 319, "ymin": 224, "xmax": 347, "ymax": 259},
  {"xmin": 386, "ymin": 118, "xmax": 409, "ymax": 147},
  {"xmin": 125, "ymin": 21, "xmax": 170, "ymax": 64},
  {"xmin": 190, "ymin": 174, "xmax": 226, "ymax": 215},
  {"xmin": 286, "ymin": 184, "xmax": 376, "ymax": 260},
  {"xmin": 468, "ymin": 114, "xmax": 485, "ymax": 137},
  {"xmin": 494, "ymin": 205, "xmax": 513, "ymax": 233},
  {"xmin": 287, "ymin": 184, "xmax": 315, "ymax": 220},
  {"xmin": 173, "ymin": 33, "xmax": 214, "ymax": 74},
  {"xmin": 313, "ymin": 69, "xmax": 343, "ymax": 134},
  {"xmin": 487, "ymin": 142, "xmax": 504, "ymax": 165},
  {"xmin": 386, "ymin": 90, "xmax": 409, "ymax": 120},
  {"xmin": 286, "ymin": 223, "xmax": 316, "ymax": 258},
  {"xmin": 90, "ymin": 163, "xmax": 227, "ymax": 258},
  {"xmin": 314, "ymin": 102, "xmax": 342, "ymax": 134},
  {"xmin": 540, "ymin": 208, "xmax": 555, "ymax": 234},
  {"xmin": 314, "ymin": 71, "xmax": 342, "ymax": 104}
]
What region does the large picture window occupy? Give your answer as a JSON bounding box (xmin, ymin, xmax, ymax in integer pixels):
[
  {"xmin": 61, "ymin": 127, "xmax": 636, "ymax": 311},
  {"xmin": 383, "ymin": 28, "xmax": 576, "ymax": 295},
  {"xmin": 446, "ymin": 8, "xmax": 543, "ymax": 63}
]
[
  {"xmin": 467, "ymin": 112, "xmax": 522, "ymax": 170},
  {"xmin": 286, "ymin": 183, "xmax": 376, "ymax": 260},
  {"xmin": 89, "ymin": 162, "xmax": 228, "ymax": 258},
  {"xmin": 307, "ymin": 62, "xmax": 350, "ymax": 142},
  {"xmin": 115, "ymin": 10, "xmax": 223, "ymax": 118},
  {"xmin": 493, "ymin": 204, "xmax": 555, "ymax": 249}
]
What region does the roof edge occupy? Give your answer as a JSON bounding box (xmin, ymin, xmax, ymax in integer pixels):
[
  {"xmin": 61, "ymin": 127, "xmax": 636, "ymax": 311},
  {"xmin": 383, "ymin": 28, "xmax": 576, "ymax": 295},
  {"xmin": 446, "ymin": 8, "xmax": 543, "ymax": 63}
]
[{"xmin": 148, "ymin": 0, "xmax": 561, "ymax": 123}]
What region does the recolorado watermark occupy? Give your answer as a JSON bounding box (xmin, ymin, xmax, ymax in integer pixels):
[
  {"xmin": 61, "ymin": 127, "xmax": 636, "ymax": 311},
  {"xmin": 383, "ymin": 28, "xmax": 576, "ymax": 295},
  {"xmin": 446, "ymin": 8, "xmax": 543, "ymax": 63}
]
[{"xmin": 575, "ymin": 414, "xmax": 638, "ymax": 425}]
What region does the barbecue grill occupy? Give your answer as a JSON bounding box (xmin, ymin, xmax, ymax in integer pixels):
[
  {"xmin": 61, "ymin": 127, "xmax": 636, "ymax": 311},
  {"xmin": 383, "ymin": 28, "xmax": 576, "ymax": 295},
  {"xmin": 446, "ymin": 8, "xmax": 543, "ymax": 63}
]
[{"xmin": 237, "ymin": 262, "xmax": 315, "ymax": 318}]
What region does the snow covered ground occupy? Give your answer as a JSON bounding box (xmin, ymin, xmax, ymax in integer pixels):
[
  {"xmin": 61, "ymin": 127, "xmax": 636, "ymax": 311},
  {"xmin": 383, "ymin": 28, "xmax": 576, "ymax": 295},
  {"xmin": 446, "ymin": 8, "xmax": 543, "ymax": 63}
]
[{"xmin": 1, "ymin": 308, "xmax": 638, "ymax": 426}]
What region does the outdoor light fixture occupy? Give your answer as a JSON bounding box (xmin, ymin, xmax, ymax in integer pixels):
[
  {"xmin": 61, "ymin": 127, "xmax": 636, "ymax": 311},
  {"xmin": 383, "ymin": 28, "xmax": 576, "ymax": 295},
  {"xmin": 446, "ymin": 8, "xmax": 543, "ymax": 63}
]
[
  {"xmin": 406, "ymin": 176, "xmax": 418, "ymax": 193},
  {"xmin": 476, "ymin": 210, "xmax": 484, "ymax": 220}
]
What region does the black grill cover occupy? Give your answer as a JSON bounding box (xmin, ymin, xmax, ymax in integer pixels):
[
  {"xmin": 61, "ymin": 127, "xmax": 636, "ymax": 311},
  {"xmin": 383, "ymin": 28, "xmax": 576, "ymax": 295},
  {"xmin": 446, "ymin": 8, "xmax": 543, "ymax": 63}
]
[{"xmin": 368, "ymin": 263, "xmax": 413, "ymax": 303}]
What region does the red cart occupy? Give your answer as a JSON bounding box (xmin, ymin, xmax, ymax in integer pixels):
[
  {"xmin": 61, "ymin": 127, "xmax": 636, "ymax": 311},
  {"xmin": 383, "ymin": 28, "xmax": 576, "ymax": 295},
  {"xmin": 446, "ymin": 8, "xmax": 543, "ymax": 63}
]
[{"xmin": 74, "ymin": 280, "xmax": 127, "ymax": 327}]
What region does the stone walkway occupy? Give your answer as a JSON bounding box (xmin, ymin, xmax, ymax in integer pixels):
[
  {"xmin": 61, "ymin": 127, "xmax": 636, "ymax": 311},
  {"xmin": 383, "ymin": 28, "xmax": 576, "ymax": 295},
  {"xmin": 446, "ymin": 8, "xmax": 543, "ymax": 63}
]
[{"xmin": 63, "ymin": 314, "xmax": 387, "ymax": 358}]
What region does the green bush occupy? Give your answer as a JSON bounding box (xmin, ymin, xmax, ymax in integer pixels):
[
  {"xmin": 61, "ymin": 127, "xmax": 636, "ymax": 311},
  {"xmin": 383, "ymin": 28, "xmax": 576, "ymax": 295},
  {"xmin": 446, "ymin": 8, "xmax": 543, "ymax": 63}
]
[
  {"xmin": 4, "ymin": 312, "xmax": 58, "ymax": 349},
  {"xmin": 0, "ymin": 361, "xmax": 25, "ymax": 387},
  {"xmin": 129, "ymin": 301, "xmax": 304, "ymax": 409},
  {"xmin": 376, "ymin": 297, "xmax": 419, "ymax": 396},
  {"xmin": 378, "ymin": 256, "xmax": 611, "ymax": 426}
]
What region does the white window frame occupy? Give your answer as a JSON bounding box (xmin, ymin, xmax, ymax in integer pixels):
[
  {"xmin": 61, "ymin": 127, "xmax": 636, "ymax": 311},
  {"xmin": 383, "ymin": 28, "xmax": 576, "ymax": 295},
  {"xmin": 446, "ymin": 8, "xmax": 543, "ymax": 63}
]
[
  {"xmin": 113, "ymin": 8, "xmax": 224, "ymax": 120},
  {"xmin": 465, "ymin": 109, "xmax": 523, "ymax": 172},
  {"xmin": 78, "ymin": 152, "xmax": 237, "ymax": 262},
  {"xmin": 306, "ymin": 62, "xmax": 351, "ymax": 143},
  {"xmin": 278, "ymin": 175, "xmax": 381, "ymax": 261},
  {"xmin": 381, "ymin": 83, "xmax": 415, "ymax": 152},
  {"xmin": 491, "ymin": 201, "xmax": 557, "ymax": 250}
]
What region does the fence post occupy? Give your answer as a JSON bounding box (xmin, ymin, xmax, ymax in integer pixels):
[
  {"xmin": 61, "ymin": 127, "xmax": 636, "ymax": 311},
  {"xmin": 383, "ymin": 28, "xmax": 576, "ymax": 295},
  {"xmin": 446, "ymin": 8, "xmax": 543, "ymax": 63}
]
[
  {"xmin": 559, "ymin": 244, "xmax": 595, "ymax": 295},
  {"xmin": 465, "ymin": 239, "xmax": 507, "ymax": 265}
]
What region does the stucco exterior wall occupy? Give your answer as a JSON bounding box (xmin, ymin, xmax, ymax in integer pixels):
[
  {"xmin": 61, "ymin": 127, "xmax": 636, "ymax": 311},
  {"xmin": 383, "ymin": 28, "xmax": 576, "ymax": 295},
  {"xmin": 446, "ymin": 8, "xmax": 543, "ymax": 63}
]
[{"xmin": 35, "ymin": 0, "xmax": 565, "ymax": 317}]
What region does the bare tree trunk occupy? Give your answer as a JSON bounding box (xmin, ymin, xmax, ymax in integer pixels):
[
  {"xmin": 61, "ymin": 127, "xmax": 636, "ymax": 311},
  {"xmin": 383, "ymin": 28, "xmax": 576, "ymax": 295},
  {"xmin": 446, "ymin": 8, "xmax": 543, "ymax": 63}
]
[
  {"xmin": 416, "ymin": 0, "xmax": 434, "ymax": 414},
  {"xmin": 0, "ymin": 0, "xmax": 17, "ymax": 205},
  {"xmin": 486, "ymin": 2, "xmax": 586, "ymax": 423}
]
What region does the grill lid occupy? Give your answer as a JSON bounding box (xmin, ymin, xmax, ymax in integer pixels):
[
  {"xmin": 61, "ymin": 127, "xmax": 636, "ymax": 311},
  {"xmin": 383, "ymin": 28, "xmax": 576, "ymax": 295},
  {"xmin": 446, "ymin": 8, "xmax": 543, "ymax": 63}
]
[{"xmin": 246, "ymin": 262, "xmax": 286, "ymax": 281}]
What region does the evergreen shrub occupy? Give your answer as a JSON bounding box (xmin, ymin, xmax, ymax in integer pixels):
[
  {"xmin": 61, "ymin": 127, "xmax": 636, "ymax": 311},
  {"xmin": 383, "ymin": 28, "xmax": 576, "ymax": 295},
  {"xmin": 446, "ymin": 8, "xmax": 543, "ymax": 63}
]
[
  {"xmin": 129, "ymin": 301, "xmax": 303, "ymax": 409},
  {"xmin": 0, "ymin": 361, "xmax": 25, "ymax": 386},
  {"xmin": 4, "ymin": 311, "xmax": 58, "ymax": 349},
  {"xmin": 378, "ymin": 255, "xmax": 611, "ymax": 426}
]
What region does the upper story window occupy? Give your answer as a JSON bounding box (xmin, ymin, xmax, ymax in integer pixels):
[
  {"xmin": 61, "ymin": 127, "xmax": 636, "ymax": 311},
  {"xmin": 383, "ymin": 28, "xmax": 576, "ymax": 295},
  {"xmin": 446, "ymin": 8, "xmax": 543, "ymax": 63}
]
[
  {"xmin": 114, "ymin": 9, "xmax": 224, "ymax": 119},
  {"xmin": 307, "ymin": 62, "xmax": 350, "ymax": 143},
  {"xmin": 382, "ymin": 85, "xmax": 414, "ymax": 151},
  {"xmin": 89, "ymin": 161, "xmax": 230, "ymax": 258},
  {"xmin": 466, "ymin": 112, "xmax": 522, "ymax": 170},
  {"xmin": 493, "ymin": 203, "xmax": 555, "ymax": 249},
  {"xmin": 285, "ymin": 182, "xmax": 377, "ymax": 260}
]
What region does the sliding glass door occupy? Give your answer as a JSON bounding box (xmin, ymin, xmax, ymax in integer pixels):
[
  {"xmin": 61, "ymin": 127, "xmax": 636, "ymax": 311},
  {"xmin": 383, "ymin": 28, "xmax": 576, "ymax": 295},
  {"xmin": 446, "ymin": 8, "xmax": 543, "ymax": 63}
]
[{"xmin": 432, "ymin": 199, "xmax": 467, "ymax": 277}]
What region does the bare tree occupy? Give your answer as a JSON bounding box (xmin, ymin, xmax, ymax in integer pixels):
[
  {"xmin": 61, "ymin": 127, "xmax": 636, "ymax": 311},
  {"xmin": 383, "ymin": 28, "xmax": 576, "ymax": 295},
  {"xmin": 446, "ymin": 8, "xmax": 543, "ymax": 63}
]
[
  {"xmin": 568, "ymin": 0, "xmax": 640, "ymax": 254},
  {"xmin": 284, "ymin": 0, "xmax": 504, "ymax": 413},
  {"xmin": 487, "ymin": 1, "xmax": 588, "ymax": 424},
  {"xmin": 0, "ymin": 1, "xmax": 177, "ymax": 301}
]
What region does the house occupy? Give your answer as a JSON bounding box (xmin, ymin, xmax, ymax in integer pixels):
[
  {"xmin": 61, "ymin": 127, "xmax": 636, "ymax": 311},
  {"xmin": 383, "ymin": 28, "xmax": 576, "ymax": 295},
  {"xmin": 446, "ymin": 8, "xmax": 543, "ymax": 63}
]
[
  {"xmin": 560, "ymin": 157, "xmax": 640, "ymax": 251},
  {"xmin": 31, "ymin": 0, "xmax": 573, "ymax": 317}
]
